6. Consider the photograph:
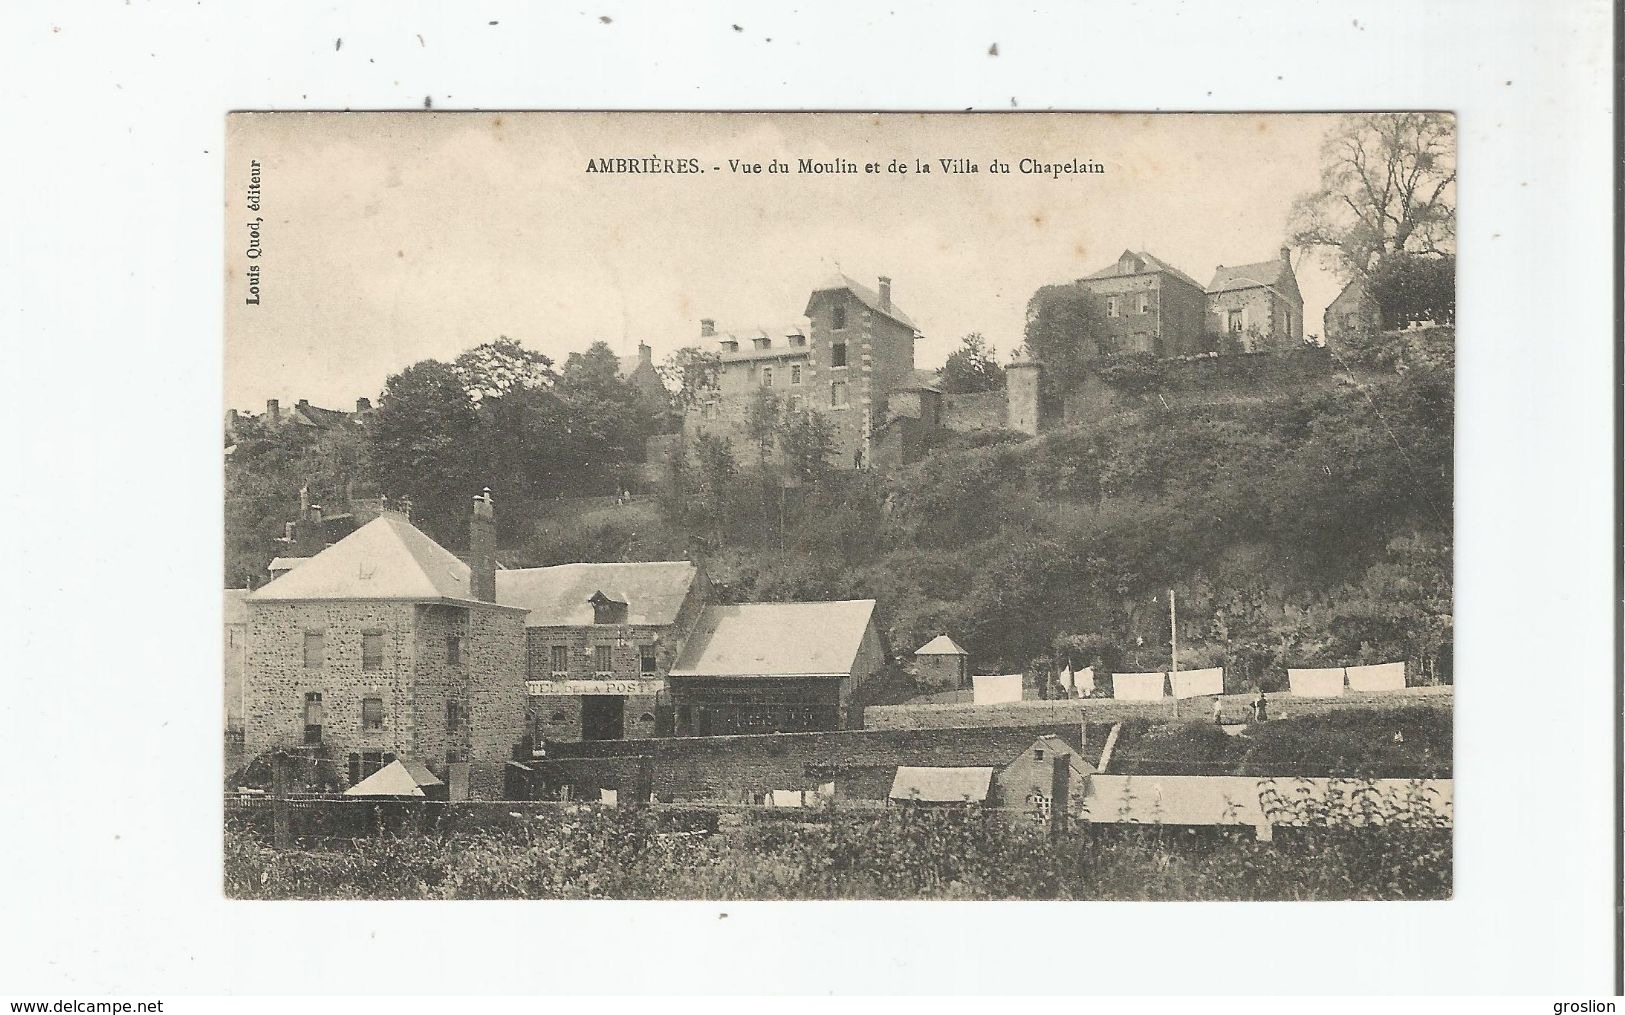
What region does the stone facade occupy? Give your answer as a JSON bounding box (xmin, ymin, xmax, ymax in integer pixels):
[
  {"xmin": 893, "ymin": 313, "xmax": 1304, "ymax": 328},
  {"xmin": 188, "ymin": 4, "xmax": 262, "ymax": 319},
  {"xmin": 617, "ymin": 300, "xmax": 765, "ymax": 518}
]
[
  {"xmin": 1204, "ymin": 286, "xmax": 1300, "ymax": 352},
  {"xmin": 1323, "ymin": 277, "xmax": 1382, "ymax": 354}
]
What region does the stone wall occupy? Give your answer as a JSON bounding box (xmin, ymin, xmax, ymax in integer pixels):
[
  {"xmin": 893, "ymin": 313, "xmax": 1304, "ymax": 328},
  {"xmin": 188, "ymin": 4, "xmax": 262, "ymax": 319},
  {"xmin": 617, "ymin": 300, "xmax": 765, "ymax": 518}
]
[
  {"xmin": 243, "ymin": 600, "xmax": 418, "ymax": 765},
  {"xmin": 527, "ymin": 723, "xmax": 1085, "ymax": 802},
  {"xmin": 940, "ymin": 390, "xmax": 1006, "ymax": 432},
  {"xmin": 467, "ymin": 604, "xmax": 528, "ymax": 798}
]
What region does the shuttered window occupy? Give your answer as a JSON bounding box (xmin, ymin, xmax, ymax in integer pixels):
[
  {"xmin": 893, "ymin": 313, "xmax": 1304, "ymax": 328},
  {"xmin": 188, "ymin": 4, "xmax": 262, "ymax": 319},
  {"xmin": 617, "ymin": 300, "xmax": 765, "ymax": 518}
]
[
  {"xmin": 302, "ymin": 631, "xmax": 324, "ymax": 669},
  {"xmin": 550, "ymin": 645, "xmax": 568, "ymax": 674},
  {"xmin": 362, "ymin": 632, "xmax": 384, "ymax": 671},
  {"xmin": 594, "ymin": 644, "xmax": 614, "ymax": 673},
  {"xmin": 361, "ymin": 697, "xmax": 384, "ymax": 731}
]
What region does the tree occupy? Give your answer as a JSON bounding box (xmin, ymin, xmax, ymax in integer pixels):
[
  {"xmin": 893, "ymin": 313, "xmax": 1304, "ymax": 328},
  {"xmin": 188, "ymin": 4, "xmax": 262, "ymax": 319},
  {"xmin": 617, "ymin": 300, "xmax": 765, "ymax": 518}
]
[
  {"xmin": 691, "ymin": 432, "xmax": 738, "ymax": 542},
  {"xmin": 454, "ymin": 337, "xmax": 557, "ymax": 401},
  {"xmin": 743, "ymin": 387, "xmax": 781, "ymax": 464},
  {"xmin": 368, "ymin": 359, "xmax": 484, "ymax": 545},
  {"xmin": 1366, "ymin": 253, "xmax": 1456, "ymax": 328},
  {"xmin": 1022, "ymin": 284, "xmax": 1104, "ymax": 393},
  {"xmin": 776, "ymin": 406, "xmax": 837, "ymax": 482},
  {"xmin": 557, "ymin": 341, "xmax": 631, "ymax": 400},
  {"xmin": 660, "ymin": 345, "xmax": 722, "ymax": 410},
  {"xmin": 937, "ymin": 332, "xmax": 1005, "ymax": 394},
  {"xmin": 1288, "ymin": 112, "xmax": 1456, "ymax": 275}
]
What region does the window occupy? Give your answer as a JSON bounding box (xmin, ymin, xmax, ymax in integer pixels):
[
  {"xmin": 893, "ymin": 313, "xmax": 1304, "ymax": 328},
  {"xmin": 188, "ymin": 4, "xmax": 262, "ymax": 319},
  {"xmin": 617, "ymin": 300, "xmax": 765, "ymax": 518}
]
[
  {"xmin": 702, "ymin": 401, "xmax": 718, "ymax": 420},
  {"xmin": 1228, "ymin": 310, "xmax": 1244, "ymax": 333},
  {"xmin": 1284, "ymin": 313, "xmax": 1292, "ymax": 338},
  {"xmin": 446, "ymin": 699, "xmax": 465, "ymax": 733},
  {"xmin": 362, "ymin": 632, "xmax": 384, "ymax": 671},
  {"xmin": 349, "ymin": 750, "xmax": 393, "ymax": 784},
  {"xmin": 1138, "ymin": 293, "xmax": 1150, "ymax": 315},
  {"xmin": 787, "ymin": 394, "xmax": 802, "ymax": 411},
  {"xmin": 721, "ymin": 340, "xmax": 738, "ymax": 353},
  {"xmin": 1033, "ymin": 748, "xmax": 1045, "ymax": 761},
  {"xmin": 1107, "ymin": 297, "xmax": 1119, "ymax": 318},
  {"xmin": 302, "ymin": 631, "xmax": 324, "ymax": 669},
  {"xmin": 447, "ymin": 635, "xmax": 462, "ymax": 666},
  {"xmin": 446, "ymin": 747, "xmax": 466, "ymax": 765},
  {"xmin": 362, "ymin": 696, "xmax": 384, "ymax": 731},
  {"xmin": 832, "ymin": 305, "xmax": 847, "ymax": 330},
  {"xmin": 549, "ymin": 644, "xmax": 568, "ymax": 675},
  {"xmin": 303, "ymin": 692, "xmax": 323, "ymax": 744},
  {"xmin": 640, "ymin": 645, "xmax": 658, "ymax": 675},
  {"xmin": 790, "ymin": 334, "xmax": 806, "ymax": 347},
  {"xmin": 594, "ymin": 644, "xmax": 614, "ymax": 674},
  {"xmin": 830, "ymin": 381, "xmax": 848, "ymax": 407},
  {"xmin": 761, "ymin": 367, "xmax": 773, "ymax": 387},
  {"xmin": 790, "ymin": 364, "xmax": 801, "ymax": 385},
  {"xmin": 753, "ymin": 336, "xmax": 770, "ymax": 349},
  {"xmin": 830, "ymin": 342, "xmax": 847, "ymax": 367}
]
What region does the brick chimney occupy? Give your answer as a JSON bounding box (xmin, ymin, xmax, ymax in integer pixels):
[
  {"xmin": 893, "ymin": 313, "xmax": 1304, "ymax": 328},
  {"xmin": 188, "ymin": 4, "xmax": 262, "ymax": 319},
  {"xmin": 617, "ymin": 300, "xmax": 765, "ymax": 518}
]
[
  {"xmin": 878, "ymin": 276, "xmax": 893, "ymax": 310},
  {"xmin": 637, "ymin": 341, "xmax": 653, "ymax": 366},
  {"xmin": 355, "ymin": 396, "xmax": 372, "ymax": 413},
  {"xmin": 700, "ymin": 318, "xmax": 716, "ymax": 338},
  {"xmin": 266, "ymin": 398, "xmax": 280, "ymax": 422},
  {"xmin": 469, "ymin": 488, "xmax": 496, "ymax": 603}
]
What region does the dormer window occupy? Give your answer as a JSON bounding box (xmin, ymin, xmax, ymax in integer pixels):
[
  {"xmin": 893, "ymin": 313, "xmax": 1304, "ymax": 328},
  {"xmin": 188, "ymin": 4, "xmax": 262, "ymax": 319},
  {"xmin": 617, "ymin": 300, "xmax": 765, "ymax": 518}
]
[
  {"xmin": 589, "ymin": 591, "xmax": 628, "ymax": 625},
  {"xmin": 789, "ymin": 334, "xmax": 807, "ymax": 347},
  {"xmin": 721, "ymin": 340, "xmax": 739, "ymax": 353},
  {"xmin": 753, "ymin": 336, "xmax": 771, "ymax": 349}
]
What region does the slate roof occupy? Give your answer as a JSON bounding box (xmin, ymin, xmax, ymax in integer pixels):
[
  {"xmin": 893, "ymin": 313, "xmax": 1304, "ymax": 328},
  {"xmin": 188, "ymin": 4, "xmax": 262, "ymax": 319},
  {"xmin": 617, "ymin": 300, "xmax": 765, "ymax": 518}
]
[
  {"xmin": 1082, "ymin": 250, "xmax": 1205, "ymax": 290},
  {"xmin": 343, "ymin": 759, "xmax": 444, "ymax": 798},
  {"xmin": 806, "ymin": 273, "xmax": 920, "ymax": 331},
  {"xmin": 249, "ymin": 514, "xmax": 492, "ymax": 606},
  {"xmin": 914, "ymin": 634, "xmax": 968, "ymax": 656},
  {"xmin": 668, "ymin": 600, "xmax": 877, "ymax": 678},
  {"xmin": 889, "ymin": 766, "xmax": 993, "ymax": 803},
  {"xmin": 497, "ymin": 561, "xmax": 698, "ymax": 627},
  {"xmin": 1207, "ymin": 258, "xmax": 1296, "ymax": 296},
  {"xmin": 290, "ymin": 402, "xmax": 354, "ymax": 429}
]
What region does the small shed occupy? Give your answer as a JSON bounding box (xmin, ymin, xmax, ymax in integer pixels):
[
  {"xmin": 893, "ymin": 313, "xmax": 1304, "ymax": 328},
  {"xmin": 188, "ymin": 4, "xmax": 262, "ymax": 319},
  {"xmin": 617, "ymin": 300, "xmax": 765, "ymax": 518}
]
[
  {"xmin": 914, "ymin": 634, "xmax": 970, "ymax": 689},
  {"xmin": 888, "ymin": 766, "xmax": 993, "ymax": 806},
  {"xmin": 343, "ymin": 759, "xmax": 447, "ymax": 800}
]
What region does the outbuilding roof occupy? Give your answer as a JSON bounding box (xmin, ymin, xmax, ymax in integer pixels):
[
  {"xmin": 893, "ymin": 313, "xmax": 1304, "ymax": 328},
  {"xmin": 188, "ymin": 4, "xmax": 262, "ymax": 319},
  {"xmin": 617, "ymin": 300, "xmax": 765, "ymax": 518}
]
[
  {"xmin": 889, "ymin": 766, "xmax": 993, "ymax": 803},
  {"xmin": 248, "ymin": 514, "xmax": 490, "ymax": 606},
  {"xmin": 806, "ymin": 273, "xmax": 920, "ymax": 331},
  {"xmin": 915, "ymin": 634, "xmax": 968, "ymax": 656},
  {"xmin": 668, "ymin": 599, "xmax": 877, "ymax": 678},
  {"xmin": 343, "ymin": 759, "xmax": 444, "ymax": 798},
  {"xmin": 496, "ymin": 561, "xmax": 698, "ymax": 627}
]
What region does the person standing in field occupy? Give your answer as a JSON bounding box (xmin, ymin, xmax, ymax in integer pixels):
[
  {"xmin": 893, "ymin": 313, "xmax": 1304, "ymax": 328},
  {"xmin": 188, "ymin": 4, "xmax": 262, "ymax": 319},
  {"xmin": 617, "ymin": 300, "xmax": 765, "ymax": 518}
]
[{"xmin": 1212, "ymin": 698, "xmax": 1223, "ymax": 725}]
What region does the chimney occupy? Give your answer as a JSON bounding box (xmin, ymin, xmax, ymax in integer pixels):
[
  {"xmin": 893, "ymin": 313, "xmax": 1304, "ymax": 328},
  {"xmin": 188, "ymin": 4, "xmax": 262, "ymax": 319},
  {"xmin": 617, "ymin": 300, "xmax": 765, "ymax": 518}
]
[
  {"xmin": 293, "ymin": 486, "xmax": 326, "ymax": 557},
  {"xmin": 700, "ymin": 318, "xmax": 716, "ymax": 338},
  {"xmin": 266, "ymin": 398, "xmax": 280, "ymax": 422},
  {"xmin": 1280, "ymin": 245, "xmax": 1292, "ymax": 264},
  {"xmin": 469, "ymin": 488, "xmax": 497, "ymax": 603},
  {"xmin": 638, "ymin": 341, "xmax": 653, "ymax": 366},
  {"xmin": 297, "ymin": 398, "xmax": 309, "ymax": 408},
  {"xmin": 355, "ymin": 396, "xmax": 372, "ymax": 413},
  {"xmin": 878, "ymin": 276, "xmax": 892, "ymax": 310}
]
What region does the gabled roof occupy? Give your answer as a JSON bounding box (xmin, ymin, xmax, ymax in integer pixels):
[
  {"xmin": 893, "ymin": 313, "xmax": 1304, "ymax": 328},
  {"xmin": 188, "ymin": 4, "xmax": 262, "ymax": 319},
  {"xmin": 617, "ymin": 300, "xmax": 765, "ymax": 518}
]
[
  {"xmin": 497, "ymin": 561, "xmax": 697, "ymax": 627},
  {"xmin": 915, "ymin": 634, "xmax": 968, "ymax": 656},
  {"xmin": 1016, "ymin": 735, "xmax": 1097, "ymax": 777},
  {"xmin": 343, "ymin": 759, "xmax": 444, "ymax": 798},
  {"xmin": 805, "ymin": 274, "xmax": 920, "ymax": 331},
  {"xmin": 889, "ymin": 766, "xmax": 993, "ymax": 803},
  {"xmin": 1082, "ymin": 250, "xmax": 1204, "ymax": 290},
  {"xmin": 267, "ymin": 556, "xmax": 310, "ymax": 574},
  {"xmin": 668, "ymin": 600, "xmax": 877, "ymax": 678},
  {"xmin": 1207, "ymin": 258, "xmax": 1298, "ymax": 297},
  {"xmin": 249, "ymin": 514, "xmax": 484, "ymax": 605}
]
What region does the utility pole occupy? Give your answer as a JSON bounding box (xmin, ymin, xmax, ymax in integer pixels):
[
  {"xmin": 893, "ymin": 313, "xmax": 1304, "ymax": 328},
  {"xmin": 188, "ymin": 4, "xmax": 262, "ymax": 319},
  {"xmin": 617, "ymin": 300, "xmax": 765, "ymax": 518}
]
[{"xmin": 1169, "ymin": 588, "xmax": 1179, "ymax": 720}]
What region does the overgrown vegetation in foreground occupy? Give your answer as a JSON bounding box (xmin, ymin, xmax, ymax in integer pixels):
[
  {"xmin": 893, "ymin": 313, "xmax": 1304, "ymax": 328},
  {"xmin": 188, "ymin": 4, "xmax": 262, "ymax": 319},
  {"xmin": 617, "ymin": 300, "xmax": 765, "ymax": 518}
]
[{"xmin": 226, "ymin": 797, "xmax": 1450, "ymax": 901}]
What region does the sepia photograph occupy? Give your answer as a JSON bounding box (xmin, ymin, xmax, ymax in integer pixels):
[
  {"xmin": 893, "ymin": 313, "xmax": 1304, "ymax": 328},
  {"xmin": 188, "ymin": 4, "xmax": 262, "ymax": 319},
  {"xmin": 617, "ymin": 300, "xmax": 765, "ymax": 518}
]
[{"xmin": 221, "ymin": 111, "xmax": 1457, "ymax": 902}]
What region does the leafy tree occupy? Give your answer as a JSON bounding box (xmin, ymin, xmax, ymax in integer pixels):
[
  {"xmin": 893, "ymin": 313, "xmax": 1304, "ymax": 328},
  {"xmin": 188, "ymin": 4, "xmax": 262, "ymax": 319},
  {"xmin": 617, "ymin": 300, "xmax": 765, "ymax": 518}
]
[
  {"xmin": 1288, "ymin": 112, "xmax": 1456, "ymax": 275},
  {"xmin": 368, "ymin": 359, "xmax": 484, "ymax": 545},
  {"xmin": 660, "ymin": 345, "xmax": 722, "ymax": 410},
  {"xmin": 690, "ymin": 432, "xmax": 738, "ymax": 542},
  {"xmin": 937, "ymin": 332, "xmax": 1005, "ymax": 393},
  {"xmin": 744, "ymin": 387, "xmax": 781, "ymax": 463},
  {"xmin": 1366, "ymin": 253, "xmax": 1456, "ymax": 328},
  {"xmin": 1094, "ymin": 352, "xmax": 1167, "ymax": 398},
  {"xmin": 776, "ymin": 407, "xmax": 838, "ymax": 483},
  {"xmin": 454, "ymin": 336, "xmax": 557, "ymax": 401},
  {"xmin": 557, "ymin": 340, "xmax": 631, "ymax": 400},
  {"xmin": 1022, "ymin": 284, "xmax": 1103, "ymax": 393}
]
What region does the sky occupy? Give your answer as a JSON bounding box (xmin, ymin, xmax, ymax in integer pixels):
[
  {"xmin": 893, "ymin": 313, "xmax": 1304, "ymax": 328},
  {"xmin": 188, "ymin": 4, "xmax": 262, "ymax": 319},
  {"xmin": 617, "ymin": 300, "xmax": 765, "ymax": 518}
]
[{"xmin": 225, "ymin": 112, "xmax": 1347, "ymax": 411}]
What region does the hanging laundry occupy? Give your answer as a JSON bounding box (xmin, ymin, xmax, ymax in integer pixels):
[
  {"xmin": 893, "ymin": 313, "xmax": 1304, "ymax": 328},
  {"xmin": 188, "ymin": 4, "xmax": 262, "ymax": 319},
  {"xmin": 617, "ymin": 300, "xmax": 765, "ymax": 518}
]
[
  {"xmin": 1346, "ymin": 661, "xmax": 1407, "ymax": 693},
  {"xmin": 1112, "ymin": 671, "xmax": 1167, "ymax": 700},
  {"xmin": 599, "ymin": 788, "xmax": 618, "ymax": 806},
  {"xmin": 771, "ymin": 789, "xmax": 805, "ymax": 808},
  {"xmin": 1287, "ymin": 667, "xmax": 1347, "ymax": 697},
  {"xmin": 1075, "ymin": 666, "xmax": 1096, "ymax": 694},
  {"xmin": 1059, "ymin": 663, "xmax": 1074, "ymax": 694},
  {"xmin": 973, "ymin": 673, "xmax": 1024, "ymax": 704},
  {"xmin": 1171, "ymin": 667, "xmax": 1225, "ymax": 699}
]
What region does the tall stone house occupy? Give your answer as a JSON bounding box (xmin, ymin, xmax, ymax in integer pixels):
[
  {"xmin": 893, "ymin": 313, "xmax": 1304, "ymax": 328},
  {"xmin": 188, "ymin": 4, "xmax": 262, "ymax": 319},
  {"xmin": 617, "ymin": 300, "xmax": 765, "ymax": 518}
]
[
  {"xmin": 242, "ymin": 493, "xmax": 528, "ymax": 798},
  {"xmin": 686, "ymin": 272, "xmax": 921, "ymax": 469},
  {"xmin": 1074, "ymin": 250, "xmax": 1209, "ymax": 357},
  {"xmin": 1323, "ymin": 276, "xmax": 1383, "ymax": 356}
]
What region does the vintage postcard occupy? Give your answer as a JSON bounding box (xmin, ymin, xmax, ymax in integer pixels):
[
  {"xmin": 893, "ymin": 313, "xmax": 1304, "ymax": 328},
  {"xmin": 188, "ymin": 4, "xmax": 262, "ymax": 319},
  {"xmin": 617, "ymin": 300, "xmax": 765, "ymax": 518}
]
[{"xmin": 223, "ymin": 111, "xmax": 1455, "ymax": 901}]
